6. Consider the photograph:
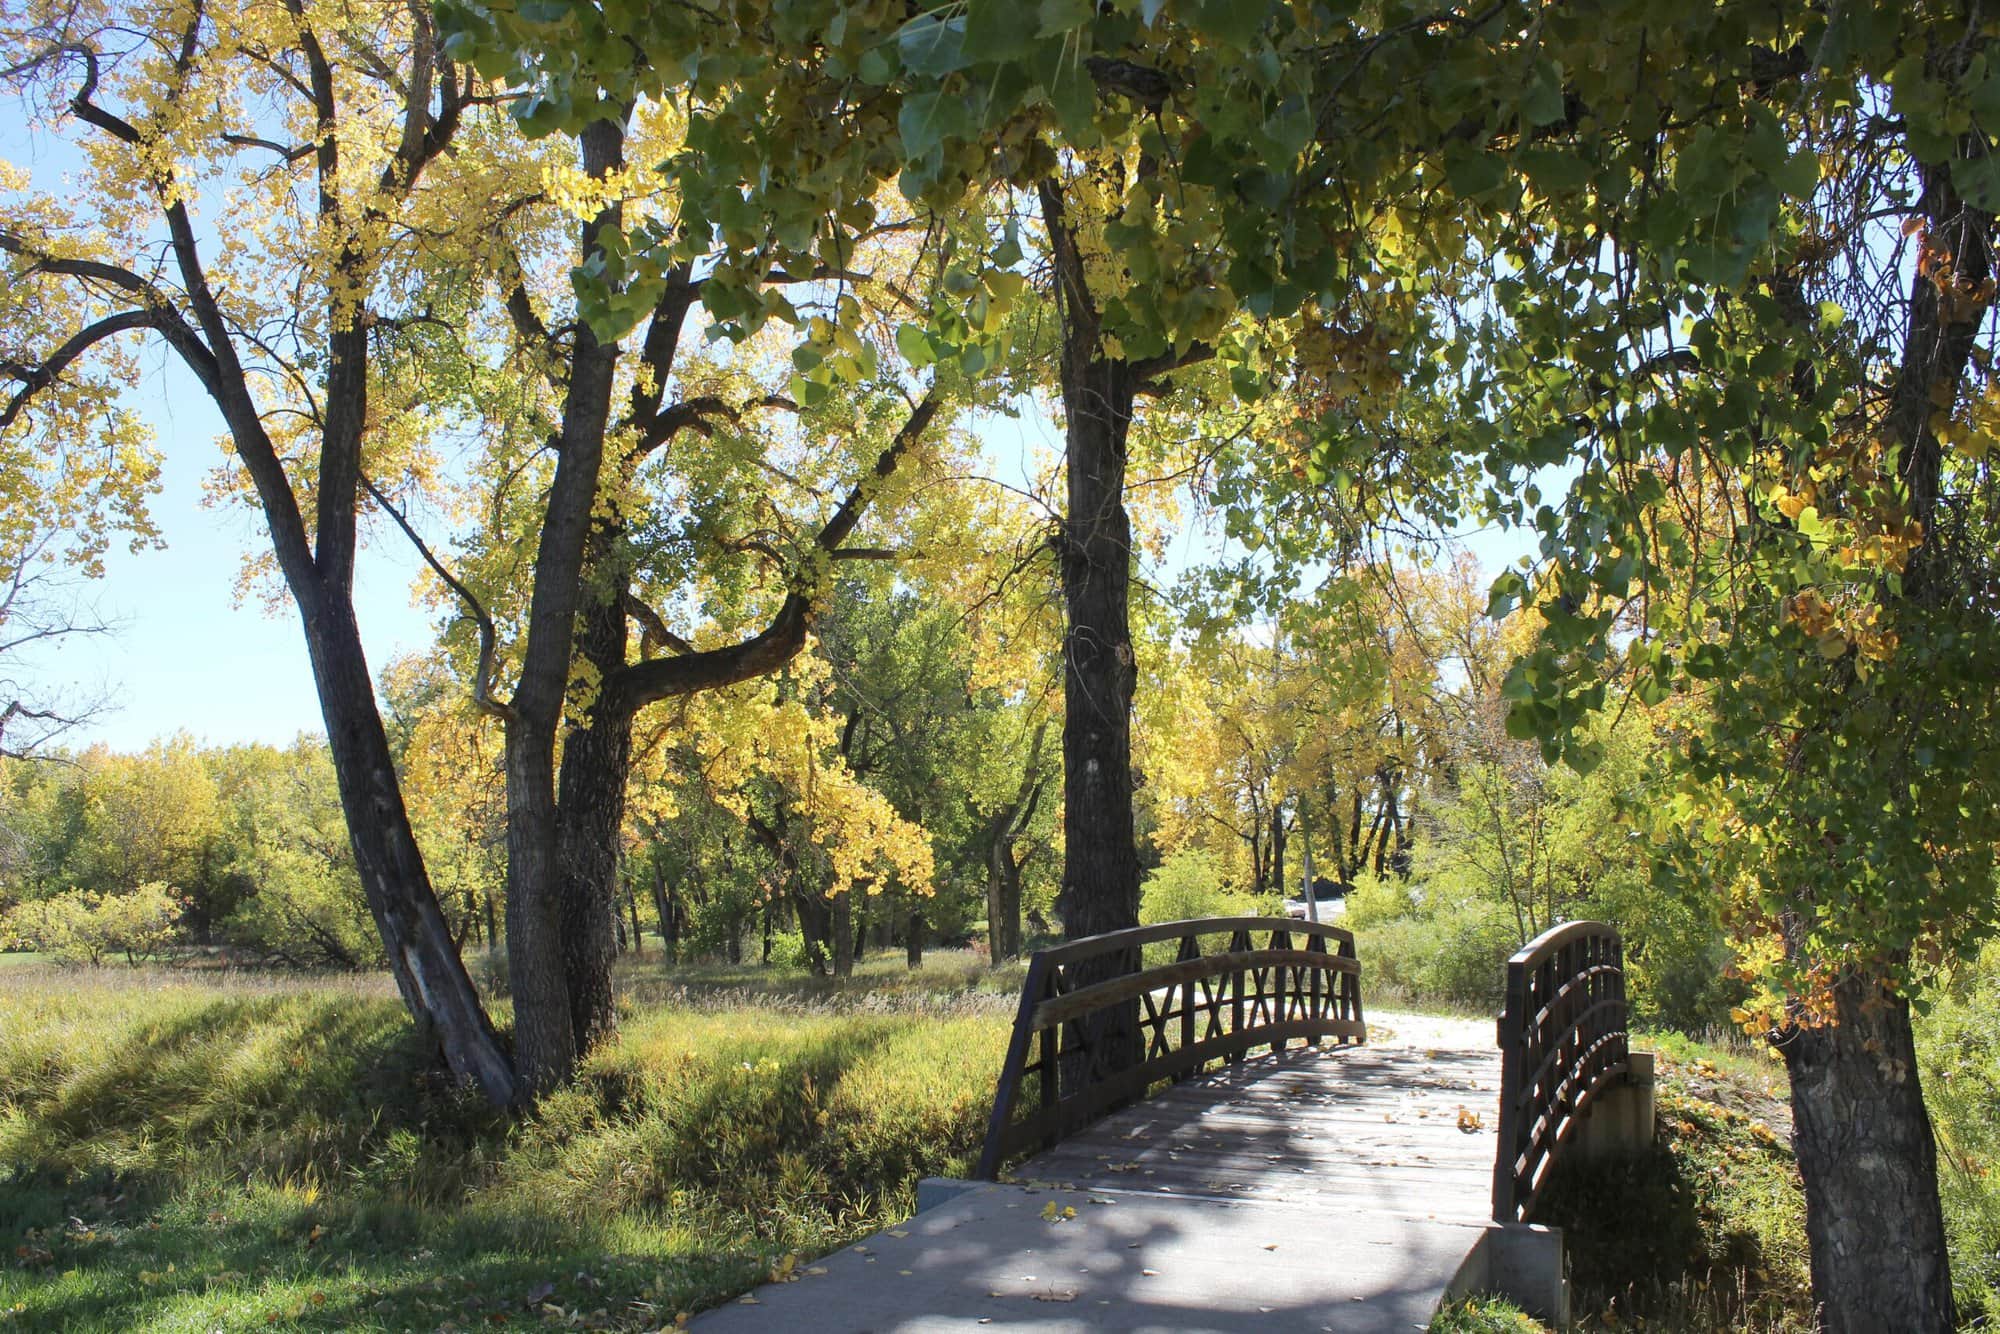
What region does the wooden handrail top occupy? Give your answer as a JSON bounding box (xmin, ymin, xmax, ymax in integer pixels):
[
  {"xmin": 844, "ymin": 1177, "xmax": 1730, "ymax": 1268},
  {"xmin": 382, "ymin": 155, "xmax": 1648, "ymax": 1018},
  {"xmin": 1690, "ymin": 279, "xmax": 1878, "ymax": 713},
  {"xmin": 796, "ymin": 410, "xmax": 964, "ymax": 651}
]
[
  {"xmin": 1505, "ymin": 918, "xmax": 1620, "ymax": 969},
  {"xmin": 1028, "ymin": 915, "xmax": 1356, "ymax": 966},
  {"xmin": 1030, "ymin": 947, "xmax": 1361, "ymax": 1031}
]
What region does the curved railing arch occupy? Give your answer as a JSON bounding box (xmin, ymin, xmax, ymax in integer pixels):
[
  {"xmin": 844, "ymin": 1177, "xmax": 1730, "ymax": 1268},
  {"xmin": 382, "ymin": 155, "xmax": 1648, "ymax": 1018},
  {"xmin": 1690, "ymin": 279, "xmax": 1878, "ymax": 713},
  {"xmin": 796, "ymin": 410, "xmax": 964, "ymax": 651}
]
[
  {"xmin": 975, "ymin": 916, "xmax": 1366, "ymax": 1179},
  {"xmin": 1492, "ymin": 919, "xmax": 1630, "ymax": 1222}
]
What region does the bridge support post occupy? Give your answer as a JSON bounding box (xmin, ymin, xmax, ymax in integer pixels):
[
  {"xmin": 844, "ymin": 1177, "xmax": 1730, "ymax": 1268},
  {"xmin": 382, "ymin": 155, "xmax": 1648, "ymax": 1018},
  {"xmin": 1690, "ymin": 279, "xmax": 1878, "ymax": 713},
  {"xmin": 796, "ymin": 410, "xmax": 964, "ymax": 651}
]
[
  {"xmin": 1451, "ymin": 1222, "xmax": 1569, "ymax": 1327},
  {"xmin": 1577, "ymin": 1050, "xmax": 1656, "ymax": 1162}
]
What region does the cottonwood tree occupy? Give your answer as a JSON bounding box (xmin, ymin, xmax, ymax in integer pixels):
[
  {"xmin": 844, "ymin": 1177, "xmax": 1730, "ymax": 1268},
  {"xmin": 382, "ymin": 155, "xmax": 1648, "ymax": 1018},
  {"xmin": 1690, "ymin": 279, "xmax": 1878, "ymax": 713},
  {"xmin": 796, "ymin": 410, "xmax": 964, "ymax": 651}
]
[
  {"xmin": 0, "ymin": 0, "xmax": 519, "ymax": 1102},
  {"xmin": 1281, "ymin": 3, "xmax": 1998, "ymax": 1325}
]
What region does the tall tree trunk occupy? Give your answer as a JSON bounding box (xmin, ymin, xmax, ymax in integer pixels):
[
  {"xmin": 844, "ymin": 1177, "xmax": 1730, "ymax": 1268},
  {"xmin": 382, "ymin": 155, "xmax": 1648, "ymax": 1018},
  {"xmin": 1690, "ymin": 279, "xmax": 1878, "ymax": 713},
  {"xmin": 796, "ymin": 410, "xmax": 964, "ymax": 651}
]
[
  {"xmin": 502, "ymin": 115, "xmax": 627, "ymax": 1098},
  {"xmin": 551, "ymin": 592, "xmax": 633, "ymax": 1057},
  {"xmin": 906, "ymin": 908, "xmax": 924, "ymax": 969},
  {"xmin": 832, "ymin": 889, "xmax": 855, "ymax": 979},
  {"xmin": 1778, "ymin": 967, "xmax": 1955, "ymax": 1332},
  {"xmin": 1769, "ymin": 152, "xmax": 1986, "ymax": 1328},
  {"xmin": 795, "ymin": 890, "xmax": 832, "ymax": 975},
  {"xmin": 1269, "ymin": 806, "xmax": 1287, "ymax": 899},
  {"xmin": 305, "ymin": 602, "xmax": 518, "ymax": 1106},
  {"xmin": 987, "ymin": 838, "xmax": 1023, "ymax": 963},
  {"xmin": 984, "ymin": 725, "xmax": 1047, "ymax": 964},
  {"xmin": 1041, "ymin": 177, "xmax": 1143, "ymax": 1080},
  {"xmin": 664, "ymin": 868, "xmax": 688, "ymax": 960}
]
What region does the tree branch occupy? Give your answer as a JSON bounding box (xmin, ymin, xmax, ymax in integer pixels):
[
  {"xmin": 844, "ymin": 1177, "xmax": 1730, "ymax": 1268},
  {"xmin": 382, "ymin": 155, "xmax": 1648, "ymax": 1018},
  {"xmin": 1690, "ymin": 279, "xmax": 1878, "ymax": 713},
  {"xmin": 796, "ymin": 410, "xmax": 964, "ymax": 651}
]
[{"xmin": 361, "ymin": 474, "xmax": 516, "ymax": 724}]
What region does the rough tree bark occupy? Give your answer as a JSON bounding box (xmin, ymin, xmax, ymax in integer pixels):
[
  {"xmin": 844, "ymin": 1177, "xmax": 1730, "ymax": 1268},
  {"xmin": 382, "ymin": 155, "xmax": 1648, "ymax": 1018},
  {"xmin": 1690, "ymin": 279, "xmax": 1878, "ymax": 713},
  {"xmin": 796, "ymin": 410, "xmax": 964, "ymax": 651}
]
[
  {"xmin": 1039, "ymin": 176, "xmax": 1149, "ymax": 1080},
  {"xmin": 501, "ymin": 115, "xmax": 627, "ymax": 1098},
  {"xmin": 1778, "ymin": 968, "xmax": 1955, "ymax": 1332}
]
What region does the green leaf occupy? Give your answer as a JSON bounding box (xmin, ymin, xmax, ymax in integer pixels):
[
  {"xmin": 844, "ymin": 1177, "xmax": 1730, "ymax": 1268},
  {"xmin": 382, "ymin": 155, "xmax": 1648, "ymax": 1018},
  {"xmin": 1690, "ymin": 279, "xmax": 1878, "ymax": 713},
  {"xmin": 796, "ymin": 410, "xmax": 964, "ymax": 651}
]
[
  {"xmin": 857, "ymin": 45, "xmax": 896, "ymax": 84},
  {"xmin": 1503, "ymin": 703, "xmax": 1542, "ymax": 741},
  {"xmin": 1444, "ymin": 148, "xmax": 1507, "ymax": 199},
  {"xmin": 1038, "ymin": 0, "xmax": 1093, "ymax": 37},
  {"xmin": 965, "ymin": 2, "xmax": 1037, "ymax": 61},
  {"xmin": 1773, "ymin": 149, "xmax": 1819, "ymax": 199},
  {"xmin": 898, "ymin": 14, "xmax": 970, "ymax": 76},
  {"xmin": 1519, "ymin": 148, "xmax": 1593, "ymax": 195},
  {"xmin": 898, "ymin": 90, "xmax": 952, "ymax": 159},
  {"xmin": 1190, "ymin": 0, "xmax": 1266, "ymax": 47},
  {"xmin": 1521, "ymin": 64, "xmax": 1565, "ymax": 129},
  {"xmin": 993, "ymin": 219, "xmax": 1024, "ymax": 268},
  {"xmin": 895, "ymin": 323, "xmax": 936, "ymax": 368},
  {"xmin": 1486, "ymin": 570, "xmax": 1527, "ymax": 619},
  {"xmin": 1563, "ymin": 739, "xmax": 1604, "ymax": 776},
  {"xmin": 1952, "ymin": 153, "xmax": 2000, "ymax": 212}
]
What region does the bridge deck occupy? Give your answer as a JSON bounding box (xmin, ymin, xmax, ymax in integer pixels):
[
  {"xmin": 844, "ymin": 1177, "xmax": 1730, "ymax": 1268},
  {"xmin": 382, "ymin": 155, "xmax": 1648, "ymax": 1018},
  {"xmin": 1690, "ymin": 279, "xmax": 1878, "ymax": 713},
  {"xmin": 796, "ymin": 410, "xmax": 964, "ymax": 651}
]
[{"xmin": 694, "ymin": 1012, "xmax": 1501, "ymax": 1332}]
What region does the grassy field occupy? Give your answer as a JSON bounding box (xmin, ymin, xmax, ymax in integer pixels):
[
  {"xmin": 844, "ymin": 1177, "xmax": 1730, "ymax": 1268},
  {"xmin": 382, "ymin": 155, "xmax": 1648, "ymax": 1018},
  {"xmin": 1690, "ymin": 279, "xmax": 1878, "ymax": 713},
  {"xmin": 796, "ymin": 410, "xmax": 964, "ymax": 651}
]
[
  {"xmin": 0, "ymin": 953, "xmax": 1014, "ymax": 1332},
  {"xmin": 10, "ymin": 947, "xmax": 1996, "ymax": 1333}
]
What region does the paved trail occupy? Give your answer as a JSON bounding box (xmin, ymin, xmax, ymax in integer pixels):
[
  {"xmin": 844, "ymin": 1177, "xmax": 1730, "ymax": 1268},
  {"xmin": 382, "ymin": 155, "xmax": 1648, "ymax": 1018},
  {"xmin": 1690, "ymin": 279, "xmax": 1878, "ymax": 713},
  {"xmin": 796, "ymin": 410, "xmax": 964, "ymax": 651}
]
[{"xmin": 694, "ymin": 1012, "xmax": 1501, "ymax": 1333}]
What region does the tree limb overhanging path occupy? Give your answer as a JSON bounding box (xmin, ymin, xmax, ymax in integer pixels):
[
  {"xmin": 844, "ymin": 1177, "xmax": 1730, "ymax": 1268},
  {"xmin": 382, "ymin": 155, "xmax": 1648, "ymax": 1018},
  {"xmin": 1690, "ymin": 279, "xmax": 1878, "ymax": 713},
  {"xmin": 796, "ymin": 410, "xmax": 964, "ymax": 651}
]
[{"xmin": 696, "ymin": 919, "xmax": 1635, "ymax": 1331}]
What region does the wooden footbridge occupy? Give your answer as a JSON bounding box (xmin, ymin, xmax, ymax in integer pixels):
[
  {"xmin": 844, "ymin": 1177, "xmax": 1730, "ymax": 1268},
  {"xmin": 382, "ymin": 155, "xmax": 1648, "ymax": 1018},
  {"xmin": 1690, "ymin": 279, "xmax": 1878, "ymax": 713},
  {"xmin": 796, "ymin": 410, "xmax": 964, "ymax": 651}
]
[{"xmin": 698, "ymin": 917, "xmax": 1651, "ymax": 1331}]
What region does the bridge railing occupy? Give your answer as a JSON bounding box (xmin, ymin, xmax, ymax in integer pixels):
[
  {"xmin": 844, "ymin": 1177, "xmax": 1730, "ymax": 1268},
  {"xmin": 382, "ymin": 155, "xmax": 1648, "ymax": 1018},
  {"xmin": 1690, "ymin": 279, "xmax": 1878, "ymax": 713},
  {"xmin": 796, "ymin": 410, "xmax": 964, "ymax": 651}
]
[
  {"xmin": 1493, "ymin": 919, "xmax": 1630, "ymax": 1222},
  {"xmin": 974, "ymin": 916, "xmax": 1365, "ymax": 1179}
]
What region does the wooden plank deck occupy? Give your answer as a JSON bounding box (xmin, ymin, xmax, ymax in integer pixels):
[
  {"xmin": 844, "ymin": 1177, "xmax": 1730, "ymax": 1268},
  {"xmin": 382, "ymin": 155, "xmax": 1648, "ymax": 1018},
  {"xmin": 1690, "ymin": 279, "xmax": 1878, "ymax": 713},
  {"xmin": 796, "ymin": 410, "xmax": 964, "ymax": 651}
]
[
  {"xmin": 694, "ymin": 1012, "xmax": 1503, "ymax": 1332},
  {"xmin": 1015, "ymin": 1011, "xmax": 1499, "ymax": 1224}
]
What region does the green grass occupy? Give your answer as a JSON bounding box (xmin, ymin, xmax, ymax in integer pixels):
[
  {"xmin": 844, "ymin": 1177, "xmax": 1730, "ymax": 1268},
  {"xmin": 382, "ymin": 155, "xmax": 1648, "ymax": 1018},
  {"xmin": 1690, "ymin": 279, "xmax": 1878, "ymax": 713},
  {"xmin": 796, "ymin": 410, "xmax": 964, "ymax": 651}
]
[
  {"xmin": 0, "ymin": 951, "xmax": 52, "ymax": 968},
  {"xmin": 0, "ymin": 958, "xmax": 1013, "ymax": 1332},
  {"xmin": 1428, "ymin": 1295, "xmax": 1544, "ymax": 1332}
]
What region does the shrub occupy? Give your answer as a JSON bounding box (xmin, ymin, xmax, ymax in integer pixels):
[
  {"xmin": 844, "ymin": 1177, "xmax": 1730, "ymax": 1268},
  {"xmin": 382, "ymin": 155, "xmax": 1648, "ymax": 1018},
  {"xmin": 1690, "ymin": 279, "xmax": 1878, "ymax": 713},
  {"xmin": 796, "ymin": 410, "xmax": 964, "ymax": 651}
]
[
  {"xmin": 1138, "ymin": 848, "xmax": 1260, "ymax": 966},
  {"xmin": 1917, "ymin": 942, "xmax": 2000, "ymax": 1321},
  {"xmin": 0, "ymin": 883, "xmax": 183, "ymax": 965},
  {"xmin": 1139, "ymin": 848, "xmax": 1257, "ymax": 925}
]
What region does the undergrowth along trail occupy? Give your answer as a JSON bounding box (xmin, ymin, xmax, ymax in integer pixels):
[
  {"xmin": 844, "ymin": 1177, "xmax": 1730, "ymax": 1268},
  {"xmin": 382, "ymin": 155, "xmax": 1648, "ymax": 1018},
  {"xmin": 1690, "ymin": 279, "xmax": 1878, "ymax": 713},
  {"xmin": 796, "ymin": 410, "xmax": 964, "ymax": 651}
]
[{"xmin": 0, "ymin": 957, "xmax": 1012, "ymax": 1332}]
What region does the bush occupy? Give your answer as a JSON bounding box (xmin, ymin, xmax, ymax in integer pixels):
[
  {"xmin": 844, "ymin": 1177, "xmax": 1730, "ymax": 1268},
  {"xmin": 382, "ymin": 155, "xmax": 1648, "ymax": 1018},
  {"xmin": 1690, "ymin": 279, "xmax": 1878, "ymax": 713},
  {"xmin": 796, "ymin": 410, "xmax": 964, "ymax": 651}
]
[
  {"xmin": 1917, "ymin": 942, "xmax": 2000, "ymax": 1321},
  {"xmin": 0, "ymin": 883, "xmax": 183, "ymax": 965},
  {"xmin": 1139, "ymin": 848, "xmax": 1258, "ymax": 925},
  {"xmin": 1139, "ymin": 849, "xmax": 1260, "ymax": 966}
]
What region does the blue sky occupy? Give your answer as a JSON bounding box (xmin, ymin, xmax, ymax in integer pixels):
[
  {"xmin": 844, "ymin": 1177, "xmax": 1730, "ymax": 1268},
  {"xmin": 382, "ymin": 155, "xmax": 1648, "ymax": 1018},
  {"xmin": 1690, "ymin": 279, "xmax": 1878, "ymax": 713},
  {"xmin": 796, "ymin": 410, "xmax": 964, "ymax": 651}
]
[{"xmin": 27, "ymin": 358, "xmax": 438, "ymax": 753}]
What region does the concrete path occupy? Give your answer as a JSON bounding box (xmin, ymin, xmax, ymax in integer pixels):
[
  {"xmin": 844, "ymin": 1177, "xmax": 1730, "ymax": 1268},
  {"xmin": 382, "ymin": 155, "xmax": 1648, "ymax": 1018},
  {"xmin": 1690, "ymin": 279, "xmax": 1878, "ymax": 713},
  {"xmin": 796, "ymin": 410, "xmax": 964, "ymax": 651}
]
[{"xmin": 694, "ymin": 1012, "xmax": 1500, "ymax": 1332}]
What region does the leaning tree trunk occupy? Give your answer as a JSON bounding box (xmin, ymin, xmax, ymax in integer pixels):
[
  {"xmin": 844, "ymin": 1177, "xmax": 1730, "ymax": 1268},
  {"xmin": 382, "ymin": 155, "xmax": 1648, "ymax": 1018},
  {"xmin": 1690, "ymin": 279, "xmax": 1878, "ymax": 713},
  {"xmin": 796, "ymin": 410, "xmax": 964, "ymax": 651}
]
[
  {"xmin": 1764, "ymin": 151, "xmax": 1985, "ymax": 1329},
  {"xmin": 1778, "ymin": 966, "xmax": 1956, "ymax": 1332},
  {"xmin": 303, "ymin": 598, "xmax": 518, "ymax": 1107}
]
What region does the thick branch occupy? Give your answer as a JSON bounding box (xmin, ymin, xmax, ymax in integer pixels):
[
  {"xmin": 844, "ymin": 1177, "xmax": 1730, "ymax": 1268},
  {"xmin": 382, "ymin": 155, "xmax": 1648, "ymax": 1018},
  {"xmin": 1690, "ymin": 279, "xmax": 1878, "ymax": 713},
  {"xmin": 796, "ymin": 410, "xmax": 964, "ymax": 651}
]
[
  {"xmin": 607, "ymin": 391, "xmax": 940, "ymax": 714},
  {"xmin": 621, "ymin": 591, "xmax": 696, "ymax": 657},
  {"xmin": 0, "ymin": 309, "xmax": 160, "ymax": 432}
]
